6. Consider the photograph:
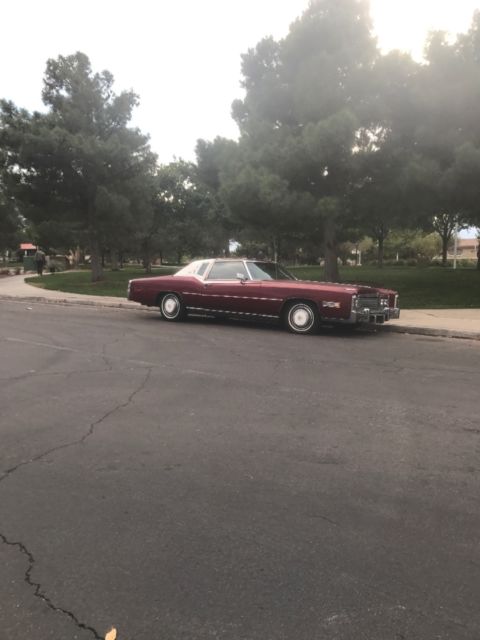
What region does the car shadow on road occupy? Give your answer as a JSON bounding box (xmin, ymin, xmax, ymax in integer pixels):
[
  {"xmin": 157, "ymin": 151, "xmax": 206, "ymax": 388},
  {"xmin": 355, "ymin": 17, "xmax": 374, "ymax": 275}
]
[{"xmin": 141, "ymin": 311, "xmax": 383, "ymax": 340}]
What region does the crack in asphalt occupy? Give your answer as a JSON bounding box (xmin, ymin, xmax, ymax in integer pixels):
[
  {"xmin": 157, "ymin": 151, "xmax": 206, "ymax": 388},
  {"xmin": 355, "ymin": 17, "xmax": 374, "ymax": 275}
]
[
  {"xmin": 0, "ymin": 367, "xmax": 152, "ymax": 638},
  {"xmin": 100, "ymin": 334, "xmax": 126, "ymax": 371},
  {"xmin": 0, "ymin": 532, "xmax": 103, "ymax": 639},
  {"xmin": 0, "ymin": 367, "xmax": 152, "ymax": 485},
  {"xmin": 307, "ymin": 513, "xmax": 339, "ymax": 526},
  {"xmin": 5, "ymin": 334, "xmax": 480, "ymax": 385}
]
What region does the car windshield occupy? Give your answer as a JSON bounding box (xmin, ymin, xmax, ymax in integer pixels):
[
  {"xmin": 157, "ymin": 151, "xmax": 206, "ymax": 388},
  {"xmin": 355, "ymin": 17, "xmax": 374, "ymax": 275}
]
[{"xmin": 247, "ymin": 262, "xmax": 296, "ymax": 281}]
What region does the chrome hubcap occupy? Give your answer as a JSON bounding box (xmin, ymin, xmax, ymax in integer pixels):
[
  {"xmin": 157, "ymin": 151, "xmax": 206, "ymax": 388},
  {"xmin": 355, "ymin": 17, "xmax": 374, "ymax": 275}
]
[
  {"xmin": 289, "ymin": 304, "xmax": 315, "ymax": 332},
  {"xmin": 163, "ymin": 296, "xmax": 179, "ymax": 317},
  {"xmin": 292, "ymin": 308, "xmax": 310, "ymax": 327}
]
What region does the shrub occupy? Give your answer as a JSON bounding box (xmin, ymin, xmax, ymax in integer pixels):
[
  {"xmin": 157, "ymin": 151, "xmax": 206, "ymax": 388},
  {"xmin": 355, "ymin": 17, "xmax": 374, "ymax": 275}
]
[
  {"xmin": 383, "ymin": 259, "xmax": 408, "ymax": 267},
  {"xmin": 441, "ymin": 259, "xmax": 476, "ymax": 269}
]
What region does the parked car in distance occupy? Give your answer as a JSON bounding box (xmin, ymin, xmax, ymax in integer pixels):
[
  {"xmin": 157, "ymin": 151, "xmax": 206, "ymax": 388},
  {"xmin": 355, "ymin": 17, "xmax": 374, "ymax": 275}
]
[{"xmin": 128, "ymin": 259, "xmax": 400, "ymax": 335}]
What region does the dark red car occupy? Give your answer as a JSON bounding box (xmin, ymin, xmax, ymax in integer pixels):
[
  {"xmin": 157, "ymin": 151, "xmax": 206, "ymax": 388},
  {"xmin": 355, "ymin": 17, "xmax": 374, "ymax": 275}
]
[{"xmin": 128, "ymin": 259, "xmax": 400, "ymax": 334}]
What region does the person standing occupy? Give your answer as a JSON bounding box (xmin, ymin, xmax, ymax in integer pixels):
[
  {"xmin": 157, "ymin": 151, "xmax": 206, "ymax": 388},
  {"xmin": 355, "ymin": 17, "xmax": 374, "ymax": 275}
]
[{"xmin": 34, "ymin": 248, "xmax": 46, "ymax": 275}]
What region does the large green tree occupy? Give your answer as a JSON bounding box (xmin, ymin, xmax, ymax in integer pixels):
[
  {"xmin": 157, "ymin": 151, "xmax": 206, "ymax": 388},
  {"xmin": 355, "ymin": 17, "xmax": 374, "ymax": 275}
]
[
  {"xmin": 195, "ymin": 137, "xmax": 239, "ymax": 255},
  {"xmin": 0, "ymin": 195, "xmax": 21, "ymax": 256},
  {"xmin": 407, "ymin": 18, "xmax": 480, "ymax": 263},
  {"xmin": 352, "ymin": 50, "xmax": 423, "ymax": 266},
  {"xmin": 229, "ymin": 0, "xmax": 379, "ymax": 280},
  {"xmin": 0, "ymin": 52, "xmax": 156, "ymax": 281},
  {"xmin": 0, "ymin": 149, "xmax": 22, "ymax": 255},
  {"xmin": 139, "ymin": 161, "xmax": 229, "ymax": 268}
]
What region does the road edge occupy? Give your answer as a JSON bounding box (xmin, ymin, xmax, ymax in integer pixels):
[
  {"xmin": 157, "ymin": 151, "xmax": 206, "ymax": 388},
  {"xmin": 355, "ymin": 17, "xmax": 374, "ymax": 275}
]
[{"xmin": 2, "ymin": 294, "xmax": 479, "ymax": 341}]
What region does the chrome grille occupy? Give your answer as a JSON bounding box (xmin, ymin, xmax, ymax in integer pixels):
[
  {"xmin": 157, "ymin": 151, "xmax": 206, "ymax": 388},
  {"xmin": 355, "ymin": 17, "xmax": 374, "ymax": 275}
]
[{"xmin": 357, "ymin": 293, "xmax": 381, "ymax": 312}]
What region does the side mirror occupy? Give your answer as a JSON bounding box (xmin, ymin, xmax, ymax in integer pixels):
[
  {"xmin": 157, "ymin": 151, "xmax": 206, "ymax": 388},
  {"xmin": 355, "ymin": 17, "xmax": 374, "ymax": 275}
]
[{"xmin": 237, "ymin": 273, "xmax": 247, "ymax": 283}]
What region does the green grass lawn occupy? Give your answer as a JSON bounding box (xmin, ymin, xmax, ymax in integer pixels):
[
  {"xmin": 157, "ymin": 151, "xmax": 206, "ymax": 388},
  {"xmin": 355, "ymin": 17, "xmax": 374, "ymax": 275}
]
[
  {"xmin": 290, "ymin": 265, "xmax": 480, "ymax": 309},
  {"xmin": 26, "ymin": 264, "xmax": 480, "ymax": 308},
  {"xmin": 25, "ymin": 266, "xmax": 178, "ymax": 298}
]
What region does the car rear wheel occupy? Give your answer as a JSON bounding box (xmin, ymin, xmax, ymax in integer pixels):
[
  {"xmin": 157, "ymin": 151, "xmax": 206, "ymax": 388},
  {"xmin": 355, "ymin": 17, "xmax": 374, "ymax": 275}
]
[
  {"xmin": 284, "ymin": 301, "xmax": 319, "ymax": 335},
  {"xmin": 159, "ymin": 293, "xmax": 186, "ymax": 321}
]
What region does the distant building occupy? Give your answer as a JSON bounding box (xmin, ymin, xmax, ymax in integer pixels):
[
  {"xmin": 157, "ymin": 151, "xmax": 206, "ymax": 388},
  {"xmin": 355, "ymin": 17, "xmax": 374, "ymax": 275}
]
[
  {"xmin": 19, "ymin": 243, "xmax": 37, "ymax": 257},
  {"xmin": 447, "ymin": 238, "xmax": 479, "ymax": 262}
]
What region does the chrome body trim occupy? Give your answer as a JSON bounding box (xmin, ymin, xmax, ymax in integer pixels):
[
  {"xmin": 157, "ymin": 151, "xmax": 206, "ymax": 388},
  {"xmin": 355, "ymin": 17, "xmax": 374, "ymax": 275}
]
[
  {"xmin": 181, "ymin": 291, "xmax": 282, "ymax": 302},
  {"xmin": 186, "ymin": 306, "xmax": 279, "ymax": 319}
]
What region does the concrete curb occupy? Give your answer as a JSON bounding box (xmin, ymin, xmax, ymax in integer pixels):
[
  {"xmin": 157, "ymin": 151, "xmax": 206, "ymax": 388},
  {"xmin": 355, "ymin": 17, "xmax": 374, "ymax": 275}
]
[
  {"xmin": 2, "ymin": 293, "xmax": 480, "ymax": 341},
  {"xmin": 0, "ymin": 294, "xmax": 149, "ymax": 311},
  {"xmin": 378, "ymin": 323, "xmax": 480, "ymax": 341}
]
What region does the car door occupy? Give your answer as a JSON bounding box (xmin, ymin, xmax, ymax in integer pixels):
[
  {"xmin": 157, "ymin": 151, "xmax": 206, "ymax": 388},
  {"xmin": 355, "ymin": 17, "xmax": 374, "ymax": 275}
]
[{"xmin": 201, "ymin": 261, "xmax": 251, "ymax": 314}]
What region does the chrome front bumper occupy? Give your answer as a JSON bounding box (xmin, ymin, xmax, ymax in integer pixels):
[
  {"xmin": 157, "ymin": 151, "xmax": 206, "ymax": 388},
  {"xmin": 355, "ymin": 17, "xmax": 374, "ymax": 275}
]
[{"xmin": 352, "ymin": 307, "xmax": 400, "ymax": 324}]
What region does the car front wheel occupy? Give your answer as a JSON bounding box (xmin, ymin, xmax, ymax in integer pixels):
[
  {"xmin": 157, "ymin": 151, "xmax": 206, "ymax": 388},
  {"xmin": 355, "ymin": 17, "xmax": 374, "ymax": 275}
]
[
  {"xmin": 284, "ymin": 301, "xmax": 319, "ymax": 335},
  {"xmin": 160, "ymin": 293, "xmax": 186, "ymax": 321}
]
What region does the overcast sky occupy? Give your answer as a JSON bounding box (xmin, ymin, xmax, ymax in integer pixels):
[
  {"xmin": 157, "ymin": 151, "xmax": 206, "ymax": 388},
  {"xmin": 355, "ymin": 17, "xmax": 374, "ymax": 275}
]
[{"xmin": 2, "ymin": 0, "xmax": 480, "ymax": 165}]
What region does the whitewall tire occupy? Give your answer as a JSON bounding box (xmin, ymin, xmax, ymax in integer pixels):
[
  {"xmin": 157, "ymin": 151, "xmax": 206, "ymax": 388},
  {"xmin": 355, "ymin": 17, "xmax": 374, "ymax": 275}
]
[
  {"xmin": 285, "ymin": 302, "xmax": 319, "ymax": 334},
  {"xmin": 160, "ymin": 293, "xmax": 185, "ymax": 321}
]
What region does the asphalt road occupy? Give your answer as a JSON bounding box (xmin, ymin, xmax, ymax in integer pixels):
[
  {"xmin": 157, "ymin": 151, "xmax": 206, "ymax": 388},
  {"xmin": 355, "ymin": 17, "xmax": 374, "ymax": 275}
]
[{"xmin": 1, "ymin": 300, "xmax": 479, "ymax": 640}]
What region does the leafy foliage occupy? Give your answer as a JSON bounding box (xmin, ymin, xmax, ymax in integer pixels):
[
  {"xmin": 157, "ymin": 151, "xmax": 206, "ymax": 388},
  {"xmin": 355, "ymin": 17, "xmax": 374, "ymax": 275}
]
[
  {"xmin": 0, "ymin": 52, "xmax": 156, "ymax": 280},
  {"xmin": 2, "ymin": 5, "xmax": 480, "ymax": 277}
]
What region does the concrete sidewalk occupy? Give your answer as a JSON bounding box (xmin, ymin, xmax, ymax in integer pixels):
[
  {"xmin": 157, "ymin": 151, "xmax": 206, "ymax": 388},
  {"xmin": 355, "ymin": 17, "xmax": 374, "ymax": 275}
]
[
  {"xmin": 0, "ymin": 273, "xmax": 141, "ymax": 309},
  {"xmin": 1, "ymin": 274, "xmax": 480, "ymax": 340}
]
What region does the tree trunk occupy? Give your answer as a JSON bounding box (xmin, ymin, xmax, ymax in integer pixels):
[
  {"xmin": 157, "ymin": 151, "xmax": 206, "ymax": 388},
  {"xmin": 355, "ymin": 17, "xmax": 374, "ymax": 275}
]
[
  {"xmin": 142, "ymin": 251, "xmax": 152, "ymax": 273},
  {"xmin": 89, "ymin": 232, "xmax": 103, "ymax": 282},
  {"xmin": 111, "ymin": 249, "xmax": 120, "ymax": 271},
  {"xmin": 378, "ymin": 235, "xmax": 385, "ymax": 268},
  {"xmin": 323, "ymin": 217, "xmax": 339, "ymax": 282},
  {"xmin": 71, "ymin": 247, "xmax": 82, "ymax": 267},
  {"xmin": 272, "ymin": 236, "xmax": 278, "ymax": 263},
  {"xmin": 433, "ymin": 215, "xmax": 455, "ymax": 267},
  {"xmin": 441, "ymin": 234, "xmax": 448, "ymax": 266}
]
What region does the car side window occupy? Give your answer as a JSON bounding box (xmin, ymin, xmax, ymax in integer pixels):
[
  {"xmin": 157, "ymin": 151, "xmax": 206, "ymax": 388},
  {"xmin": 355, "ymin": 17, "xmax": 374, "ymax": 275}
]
[
  {"xmin": 196, "ymin": 261, "xmax": 209, "ymax": 277},
  {"xmin": 206, "ymin": 261, "xmax": 248, "ymax": 280}
]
